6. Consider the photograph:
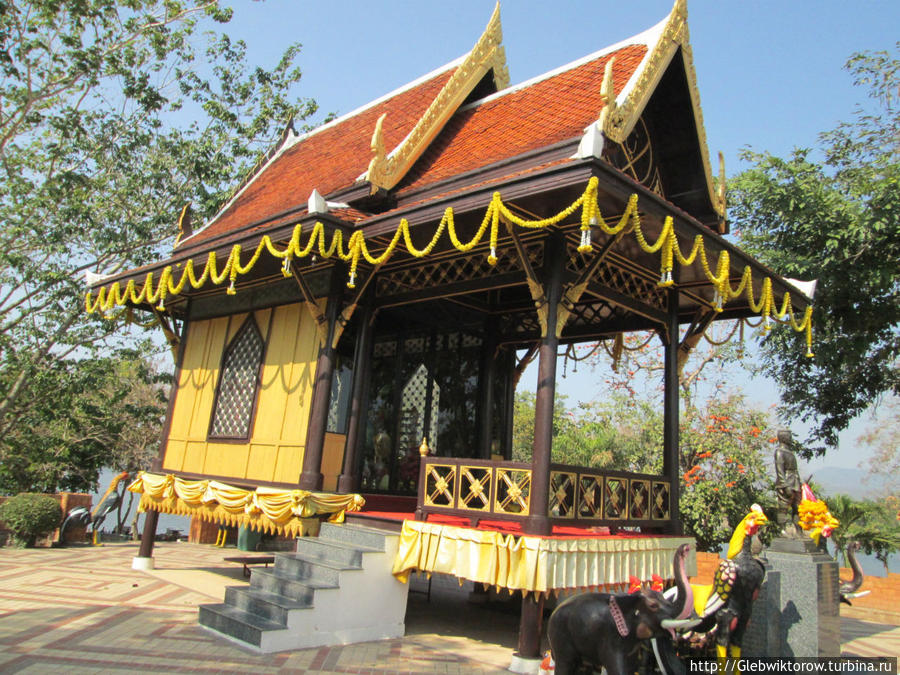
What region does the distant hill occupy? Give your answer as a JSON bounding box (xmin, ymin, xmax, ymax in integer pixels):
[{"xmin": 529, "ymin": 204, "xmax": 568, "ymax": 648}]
[{"xmin": 806, "ymin": 466, "xmax": 892, "ymax": 500}]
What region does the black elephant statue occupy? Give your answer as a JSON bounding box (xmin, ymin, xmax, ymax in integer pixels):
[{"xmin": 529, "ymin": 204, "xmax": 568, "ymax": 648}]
[
  {"xmin": 547, "ymin": 543, "xmax": 697, "ymax": 675},
  {"xmin": 653, "ymin": 504, "xmax": 768, "ymax": 667},
  {"xmin": 840, "ymin": 541, "xmax": 869, "ymax": 605}
]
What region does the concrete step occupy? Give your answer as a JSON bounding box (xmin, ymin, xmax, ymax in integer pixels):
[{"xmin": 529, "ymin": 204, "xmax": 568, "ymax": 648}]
[
  {"xmin": 289, "ymin": 535, "xmax": 382, "ymax": 567},
  {"xmin": 198, "ymin": 602, "xmax": 288, "ymax": 648},
  {"xmin": 273, "ymin": 552, "xmax": 352, "ymax": 585},
  {"xmin": 318, "ymin": 521, "xmax": 394, "ymax": 551},
  {"xmin": 223, "ymin": 586, "xmax": 314, "ymax": 625},
  {"xmin": 250, "ymin": 567, "xmax": 337, "ymax": 599}
]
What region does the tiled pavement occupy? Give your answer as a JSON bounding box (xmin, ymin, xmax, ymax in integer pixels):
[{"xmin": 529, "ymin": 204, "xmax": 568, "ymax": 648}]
[{"xmin": 0, "ymin": 542, "xmax": 896, "ymax": 673}]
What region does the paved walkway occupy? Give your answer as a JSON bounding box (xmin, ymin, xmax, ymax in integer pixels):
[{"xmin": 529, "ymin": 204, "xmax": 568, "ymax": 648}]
[{"xmin": 0, "ymin": 542, "xmax": 896, "ymax": 673}]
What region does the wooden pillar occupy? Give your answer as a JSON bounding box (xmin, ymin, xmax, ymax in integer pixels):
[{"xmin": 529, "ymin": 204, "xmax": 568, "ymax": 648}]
[
  {"xmin": 502, "ymin": 348, "xmax": 515, "ymax": 460},
  {"xmin": 337, "ymin": 301, "xmax": 374, "ymax": 494},
  {"xmin": 516, "ymin": 592, "xmax": 546, "ymax": 660},
  {"xmin": 137, "ymin": 509, "xmax": 159, "ymax": 558},
  {"xmin": 524, "ymin": 233, "xmax": 565, "ymax": 537},
  {"xmin": 299, "ymin": 265, "xmax": 345, "ymax": 491},
  {"xmin": 476, "ymin": 319, "xmax": 498, "ymax": 459},
  {"xmin": 663, "ymin": 286, "xmax": 683, "ymax": 534}
]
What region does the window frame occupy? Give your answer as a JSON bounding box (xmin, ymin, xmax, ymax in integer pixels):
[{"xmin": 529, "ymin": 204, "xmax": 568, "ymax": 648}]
[{"xmin": 207, "ymin": 314, "xmax": 268, "ymax": 442}]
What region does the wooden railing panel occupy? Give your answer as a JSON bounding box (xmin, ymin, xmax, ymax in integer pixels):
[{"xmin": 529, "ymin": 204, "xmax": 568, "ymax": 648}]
[{"xmin": 416, "ymin": 457, "xmax": 671, "ymax": 529}]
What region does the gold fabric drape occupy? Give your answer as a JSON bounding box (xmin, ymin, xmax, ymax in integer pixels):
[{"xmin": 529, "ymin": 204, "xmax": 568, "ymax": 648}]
[
  {"xmin": 391, "ymin": 519, "xmax": 695, "ymax": 594},
  {"xmin": 128, "ymin": 472, "xmax": 365, "ymax": 538}
]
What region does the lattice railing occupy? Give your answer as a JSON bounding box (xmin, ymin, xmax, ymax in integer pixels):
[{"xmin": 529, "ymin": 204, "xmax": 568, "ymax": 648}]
[{"xmin": 417, "ymin": 457, "xmax": 670, "ymax": 527}]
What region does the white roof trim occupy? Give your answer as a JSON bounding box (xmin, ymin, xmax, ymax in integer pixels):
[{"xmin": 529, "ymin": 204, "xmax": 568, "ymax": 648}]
[{"xmin": 457, "ymin": 17, "xmax": 665, "ymax": 114}]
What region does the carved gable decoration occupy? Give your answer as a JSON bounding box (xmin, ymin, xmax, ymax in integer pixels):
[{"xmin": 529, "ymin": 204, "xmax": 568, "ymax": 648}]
[{"xmin": 365, "ymin": 3, "xmax": 509, "ymax": 193}]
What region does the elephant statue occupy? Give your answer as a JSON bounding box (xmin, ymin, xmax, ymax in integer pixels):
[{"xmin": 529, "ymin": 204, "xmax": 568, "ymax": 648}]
[
  {"xmin": 840, "ymin": 541, "xmax": 869, "ymax": 605},
  {"xmin": 653, "ymin": 504, "xmax": 768, "ymax": 669},
  {"xmin": 547, "ymin": 543, "xmax": 697, "ymax": 675}
]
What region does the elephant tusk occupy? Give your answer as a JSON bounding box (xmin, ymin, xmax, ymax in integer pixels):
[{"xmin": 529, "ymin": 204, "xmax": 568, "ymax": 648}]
[
  {"xmin": 845, "ymin": 590, "xmax": 870, "ymax": 599},
  {"xmin": 661, "ymin": 617, "xmax": 701, "ymax": 631}
]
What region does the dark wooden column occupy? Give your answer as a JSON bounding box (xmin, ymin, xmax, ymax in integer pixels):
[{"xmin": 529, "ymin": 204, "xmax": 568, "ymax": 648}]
[
  {"xmin": 138, "ymin": 307, "xmax": 190, "ymax": 562},
  {"xmin": 524, "ymin": 232, "xmax": 565, "ymax": 537},
  {"xmin": 337, "ymin": 300, "xmax": 374, "ymax": 494},
  {"xmin": 516, "ymin": 592, "xmax": 546, "ymax": 660},
  {"xmin": 138, "ymin": 509, "xmax": 159, "ymax": 558},
  {"xmin": 299, "ymin": 265, "xmax": 345, "ymax": 491},
  {"xmin": 663, "ymin": 286, "xmax": 683, "ymax": 534},
  {"xmin": 476, "ymin": 318, "xmax": 498, "ymax": 459}
]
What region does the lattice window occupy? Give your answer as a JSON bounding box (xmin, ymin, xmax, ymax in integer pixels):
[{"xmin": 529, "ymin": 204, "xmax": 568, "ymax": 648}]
[{"xmin": 209, "ymin": 317, "xmax": 265, "ymax": 439}]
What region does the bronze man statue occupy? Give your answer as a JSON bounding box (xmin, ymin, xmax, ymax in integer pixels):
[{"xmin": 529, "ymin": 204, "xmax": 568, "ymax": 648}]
[{"xmin": 774, "ymin": 429, "xmax": 802, "ymax": 538}]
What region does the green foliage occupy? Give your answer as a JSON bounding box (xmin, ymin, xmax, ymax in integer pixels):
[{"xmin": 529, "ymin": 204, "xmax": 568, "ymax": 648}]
[
  {"xmin": 0, "ymin": 350, "xmax": 169, "ymax": 494},
  {"xmin": 823, "ymin": 493, "xmax": 900, "ymax": 573},
  {"xmin": 512, "ymin": 386, "xmax": 775, "ymax": 551},
  {"xmin": 0, "ymin": 493, "xmax": 62, "ymax": 547},
  {"xmin": 729, "ymin": 44, "xmax": 900, "ymax": 454},
  {"xmin": 0, "ymin": 1, "xmax": 319, "ymax": 490}
]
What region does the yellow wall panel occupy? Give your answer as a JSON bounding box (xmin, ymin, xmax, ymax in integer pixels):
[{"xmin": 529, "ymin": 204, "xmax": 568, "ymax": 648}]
[
  {"xmin": 160, "ymin": 302, "xmax": 322, "ymax": 487},
  {"xmin": 246, "ymin": 444, "xmax": 278, "ymax": 482},
  {"xmin": 162, "ymin": 440, "xmax": 187, "ymax": 472},
  {"xmin": 182, "ymin": 441, "xmax": 208, "ymax": 474},
  {"xmin": 274, "ymin": 445, "xmax": 304, "ymax": 484},
  {"xmin": 254, "ymin": 304, "xmax": 299, "ymax": 443},
  {"xmin": 187, "ymin": 316, "xmax": 229, "ymax": 439},
  {"xmin": 204, "ymin": 442, "xmax": 250, "ymax": 479},
  {"xmin": 321, "ymin": 433, "xmax": 346, "ymax": 492}
]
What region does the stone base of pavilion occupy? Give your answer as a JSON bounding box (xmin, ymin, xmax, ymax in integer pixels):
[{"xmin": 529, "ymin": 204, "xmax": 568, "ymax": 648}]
[{"xmin": 351, "ymin": 507, "xmax": 695, "ymax": 674}]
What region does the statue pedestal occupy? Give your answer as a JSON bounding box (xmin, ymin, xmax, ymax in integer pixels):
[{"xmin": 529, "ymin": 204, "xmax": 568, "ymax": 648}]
[{"xmin": 753, "ymin": 539, "xmax": 840, "ymax": 657}]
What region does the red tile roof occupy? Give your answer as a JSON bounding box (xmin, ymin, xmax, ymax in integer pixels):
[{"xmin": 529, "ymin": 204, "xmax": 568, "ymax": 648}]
[
  {"xmin": 397, "ymin": 44, "xmax": 647, "ymax": 196},
  {"xmin": 180, "ymin": 42, "xmax": 647, "ymax": 252},
  {"xmin": 179, "ymin": 68, "xmax": 455, "ymax": 251}
]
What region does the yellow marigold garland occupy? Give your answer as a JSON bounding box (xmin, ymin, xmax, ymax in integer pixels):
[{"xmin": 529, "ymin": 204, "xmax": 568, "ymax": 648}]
[
  {"xmin": 798, "ymin": 498, "xmax": 840, "ymax": 545},
  {"xmin": 85, "ymin": 177, "xmax": 813, "ymax": 355}
]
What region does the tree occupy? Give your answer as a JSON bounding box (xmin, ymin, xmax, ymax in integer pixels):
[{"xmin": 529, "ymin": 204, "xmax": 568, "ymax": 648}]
[
  {"xmin": 0, "ymin": 1, "xmax": 319, "ymax": 489},
  {"xmin": 512, "ymin": 383, "xmax": 775, "ymax": 552},
  {"xmin": 729, "ymin": 44, "xmax": 900, "ymax": 455},
  {"xmin": 857, "ymin": 396, "xmax": 900, "ymax": 494},
  {"xmin": 823, "ymin": 493, "xmax": 900, "ymax": 573},
  {"xmin": 0, "ymin": 349, "xmax": 169, "ymax": 495}
]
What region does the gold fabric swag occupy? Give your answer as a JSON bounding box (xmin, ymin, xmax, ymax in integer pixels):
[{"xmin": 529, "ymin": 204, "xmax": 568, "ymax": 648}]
[
  {"xmin": 391, "ymin": 519, "xmax": 696, "ymax": 595},
  {"xmin": 129, "ymin": 472, "xmax": 365, "ymax": 537}
]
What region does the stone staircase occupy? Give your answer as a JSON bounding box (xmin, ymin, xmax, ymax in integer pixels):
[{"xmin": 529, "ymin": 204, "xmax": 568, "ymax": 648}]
[{"xmin": 198, "ymin": 522, "xmax": 409, "ymax": 653}]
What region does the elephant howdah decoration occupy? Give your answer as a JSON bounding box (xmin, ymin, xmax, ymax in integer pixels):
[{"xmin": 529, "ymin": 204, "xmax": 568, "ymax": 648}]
[
  {"xmin": 657, "ymin": 504, "xmax": 769, "ymax": 666},
  {"xmin": 547, "ymin": 543, "xmax": 697, "ymax": 675},
  {"xmin": 840, "ymin": 541, "xmax": 869, "ymax": 606}
]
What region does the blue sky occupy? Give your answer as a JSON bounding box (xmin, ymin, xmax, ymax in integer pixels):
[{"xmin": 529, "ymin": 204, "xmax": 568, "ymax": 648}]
[{"xmin": 220, "ymin": 1, "xmax": 898, "ymax": 476}]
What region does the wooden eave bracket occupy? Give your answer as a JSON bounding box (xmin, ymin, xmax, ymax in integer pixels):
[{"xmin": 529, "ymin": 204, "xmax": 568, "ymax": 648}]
[
  {"xmin": 676, "ymin": 307, "xmax": 716, "ymax": 375},
  {"xmin": 289, "ymin": 262, "xmax": 328, "ymax": 348},
  {"xmin": 365, "ymin": 3, "xmax": 509, "ymax": 193},
  {"xmin": 331, "ymin": 264, "xmax": 380, "ymax": 350},
  {"xmin": 512, "ymin": 343, "xmax": 538, "ymax": 389},
  {"xmin": 505, "ymin": 222, "xmax": 549, "ymax": 337},
  {"xmin": 555, "ymin": 232, "xmax": 625, "ymax": 338},
  {"xmin": 598, "ymin": 0, "xmax": 726, "ymax": 228},
  {"xmin": 151, "ymin": 308, "xmax": 181, "ymax": 361}
]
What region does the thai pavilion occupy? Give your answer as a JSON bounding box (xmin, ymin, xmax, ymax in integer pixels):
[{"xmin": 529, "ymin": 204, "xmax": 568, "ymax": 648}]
[{"xmin": 85, "ymin": 0, "xmax": 813, "ymax": 668}]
